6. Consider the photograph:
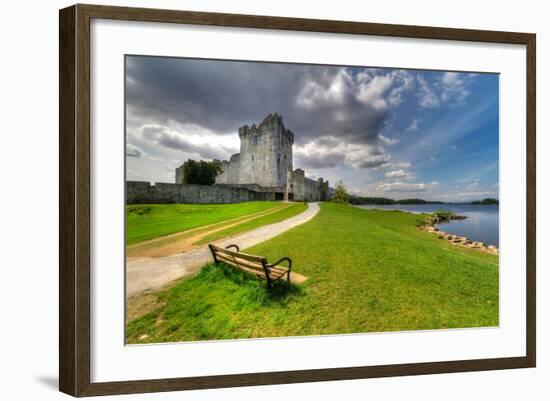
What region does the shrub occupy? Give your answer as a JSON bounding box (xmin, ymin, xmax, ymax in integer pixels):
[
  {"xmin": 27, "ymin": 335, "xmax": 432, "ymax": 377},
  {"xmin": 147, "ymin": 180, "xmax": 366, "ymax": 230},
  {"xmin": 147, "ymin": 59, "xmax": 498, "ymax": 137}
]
[
  {"xmin": 331, "ymin": 181, "xmax": 349, "ymax": 204},
  {"xmin": 182, "ymin": 159, "xmax": 222, "ymax": 185}
]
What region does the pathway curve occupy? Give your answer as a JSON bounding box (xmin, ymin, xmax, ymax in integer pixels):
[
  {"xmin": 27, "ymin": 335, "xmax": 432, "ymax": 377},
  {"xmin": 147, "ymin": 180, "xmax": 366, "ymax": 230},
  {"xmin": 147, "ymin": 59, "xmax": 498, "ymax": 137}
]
[{"xmin": 126, "ymin": 202, "xmax": 320, "ymax": 298}]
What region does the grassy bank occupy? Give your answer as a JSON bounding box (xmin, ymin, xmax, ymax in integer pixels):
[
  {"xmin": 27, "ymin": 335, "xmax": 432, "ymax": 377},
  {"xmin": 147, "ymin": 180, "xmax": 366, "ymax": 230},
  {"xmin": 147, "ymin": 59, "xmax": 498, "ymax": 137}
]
[
  {"xmin": 126, "ymin": 201, "xmax": 281, "ymax": 245},
  {"xmin": 197, "ymin": 202, "xmax": 308, "ymax": 244},
  {"xmin": 127, "ymin": 203, "xmax": 499, "ymax": 343}
]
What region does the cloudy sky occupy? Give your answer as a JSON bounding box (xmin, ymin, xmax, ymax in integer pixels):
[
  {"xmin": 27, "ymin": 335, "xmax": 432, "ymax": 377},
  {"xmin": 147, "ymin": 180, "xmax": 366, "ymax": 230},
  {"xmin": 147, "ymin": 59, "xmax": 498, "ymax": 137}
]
[{"xmin": 126, "ymin": 55, "xmax": 499, "ymax": 202}]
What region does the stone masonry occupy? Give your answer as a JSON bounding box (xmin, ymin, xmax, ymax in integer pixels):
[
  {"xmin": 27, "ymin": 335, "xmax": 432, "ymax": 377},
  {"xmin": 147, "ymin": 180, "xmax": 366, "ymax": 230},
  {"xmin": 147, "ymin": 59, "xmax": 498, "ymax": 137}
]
[
  {"xmin": 126, "ymin": 181, "xmax": 275, "ymax": 204},
  {"xmin": 203, "ymin": 113, "xmax": 329, "ymax": 202}
]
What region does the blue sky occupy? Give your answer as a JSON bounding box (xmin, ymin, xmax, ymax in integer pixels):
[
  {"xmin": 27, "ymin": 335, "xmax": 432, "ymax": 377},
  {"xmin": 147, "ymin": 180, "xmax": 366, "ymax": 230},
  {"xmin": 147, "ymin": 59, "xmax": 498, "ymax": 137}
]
[
  {"xmin": 338, "ymin": 68, "xmax": 500, "ymax": 201},
  {"xmin": 126, "ymin": 56, "xmax": 499, "ymax": 202}
]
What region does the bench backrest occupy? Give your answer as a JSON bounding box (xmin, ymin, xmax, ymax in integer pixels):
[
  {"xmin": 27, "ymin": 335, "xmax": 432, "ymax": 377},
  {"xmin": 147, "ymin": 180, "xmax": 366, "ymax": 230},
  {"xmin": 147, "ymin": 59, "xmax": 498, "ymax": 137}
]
[{"xmin": 209, "ymin": 244, "xmax": 268, "ymax": 275}]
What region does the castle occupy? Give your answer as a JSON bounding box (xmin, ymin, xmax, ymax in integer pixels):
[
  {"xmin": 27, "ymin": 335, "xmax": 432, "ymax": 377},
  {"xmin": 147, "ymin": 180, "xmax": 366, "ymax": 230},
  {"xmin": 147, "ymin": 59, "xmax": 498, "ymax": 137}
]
[{"xmin": 176, "ymin": 113, "xmax": 329, "ymax": 202}]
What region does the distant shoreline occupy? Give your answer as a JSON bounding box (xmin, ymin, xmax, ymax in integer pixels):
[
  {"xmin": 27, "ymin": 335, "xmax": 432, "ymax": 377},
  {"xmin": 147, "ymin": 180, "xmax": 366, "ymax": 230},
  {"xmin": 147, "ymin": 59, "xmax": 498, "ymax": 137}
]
[
  {"xmin": 354, "ymin": 204, "xmax": 499, "ymax": 254},
  {"xmin": 349, "ymin": 196, "xmax": 499, "ymax": 206}
]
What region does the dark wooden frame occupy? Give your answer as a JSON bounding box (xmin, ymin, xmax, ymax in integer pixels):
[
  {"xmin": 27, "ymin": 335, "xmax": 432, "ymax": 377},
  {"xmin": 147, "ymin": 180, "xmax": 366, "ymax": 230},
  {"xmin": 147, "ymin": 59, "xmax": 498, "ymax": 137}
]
[{"xmin": 59, "ymin": 3, "xmax": 536, "ymax": 397}]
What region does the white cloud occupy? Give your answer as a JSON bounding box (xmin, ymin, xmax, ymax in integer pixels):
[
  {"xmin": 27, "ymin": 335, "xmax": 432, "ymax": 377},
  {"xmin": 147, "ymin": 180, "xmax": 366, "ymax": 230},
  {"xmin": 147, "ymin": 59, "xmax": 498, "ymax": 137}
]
[
  {"xmin": 406, "ymin": 118, "xmax": 420, "ymax": 132},
  {"xmin": 456, "ymin": 190, "xmax": 496, "ymax": 198},
  {"xmin": 465, "ymin": 181, "xmax": 480, "ymax": 191},
  {"xmin": 387, "ymin": 70, "xmax": 415, "ymax": 106},
  {"xmin": 385, "ymin": 170, "xmax": 415, "ymax": 179},
  {"xmin": 387, "ymin": 161, "xmax": 412, "ymax": 169},
  {"xmin": 296, "ymin": 69, "xmax": 353, "ymax": 109},
  {"xmin": 299, "ymin": 68, "xmax": 415, "ymax": 113},
  {"xmin": 357, "ymin": 155, "xmax": 391, "ymax": 169},
  {"xmin": 126, "ymin": 143, "xmax": 144, "ymax": 158},
  {"xmin": 441, "ymin": 72, "xmax": 470, "ymax": 105},
  {"xmin": 295, "ymin": 139, "xmax": 391, "ymax": 169},
  {"xmin": 378, "ymin": 134, "xmax": 399, "ymax": 146},
  {"xmin": 379, "ymin": 181, "xmax": 438, "ymax": 193},
  {"xmin": 441, "ymin": 72, "xmax": 461, "ymax": 86},
  {"xmin": 356, "ymin": 74, "xmax": 394, "ymax": 110},
  {"xmin": 417, "ymin": 72, "xmax": 472, "ymax": 109},
  {"xmin": 417, "ymin": 76, "xmax": 440, "ymax": 108},
  {"xmin": 126, "ymin": 168, "xmax": 144, "ymax": 179}
]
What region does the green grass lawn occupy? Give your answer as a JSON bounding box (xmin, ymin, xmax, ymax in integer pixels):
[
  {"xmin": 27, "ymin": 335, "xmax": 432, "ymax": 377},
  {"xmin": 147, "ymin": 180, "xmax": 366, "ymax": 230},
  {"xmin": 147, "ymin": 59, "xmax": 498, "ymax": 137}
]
[
  {"xmin": 126, "ymin": 203, "xmax": 499, "ymax": 343},
  {"xmin": 197, "ymin": 202, "xmax": 308, "ymax": 244},
  {"xmin": 126, "ymin": 201, "xmax": 281, "ymax": 245}
]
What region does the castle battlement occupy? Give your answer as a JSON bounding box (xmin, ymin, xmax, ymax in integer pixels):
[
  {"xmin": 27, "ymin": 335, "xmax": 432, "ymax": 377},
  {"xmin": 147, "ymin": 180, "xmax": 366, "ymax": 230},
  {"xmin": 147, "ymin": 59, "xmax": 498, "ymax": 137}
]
[{"xmin": 238, "ymin": 113, "xmax": 294, "ymax": 144}]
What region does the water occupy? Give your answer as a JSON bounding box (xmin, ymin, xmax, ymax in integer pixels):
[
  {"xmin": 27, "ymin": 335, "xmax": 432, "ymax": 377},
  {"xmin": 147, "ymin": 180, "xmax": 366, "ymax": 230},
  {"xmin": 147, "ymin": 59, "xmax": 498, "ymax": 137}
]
[{"xmin": 355, "ymin": 204, "xmax": 499, "ymax": 247}]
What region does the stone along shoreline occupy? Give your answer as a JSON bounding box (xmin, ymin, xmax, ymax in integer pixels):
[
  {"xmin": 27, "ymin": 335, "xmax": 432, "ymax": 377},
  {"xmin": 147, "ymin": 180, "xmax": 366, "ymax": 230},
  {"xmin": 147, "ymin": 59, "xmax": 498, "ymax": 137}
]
[{"xmin": 420, "ymin": 214, "xmax": 499, "ymax": 255}]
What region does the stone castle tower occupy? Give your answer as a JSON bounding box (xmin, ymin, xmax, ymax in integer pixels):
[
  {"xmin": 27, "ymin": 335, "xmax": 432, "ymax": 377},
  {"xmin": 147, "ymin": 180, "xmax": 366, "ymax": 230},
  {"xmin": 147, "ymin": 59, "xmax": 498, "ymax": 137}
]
[
  {"xmin": 216, "ymin": 113, "xmax": 294, "ymax": 189},
  {"xmin": 176, "ymin": 113, "xmax": 328, "ymax": 202}
]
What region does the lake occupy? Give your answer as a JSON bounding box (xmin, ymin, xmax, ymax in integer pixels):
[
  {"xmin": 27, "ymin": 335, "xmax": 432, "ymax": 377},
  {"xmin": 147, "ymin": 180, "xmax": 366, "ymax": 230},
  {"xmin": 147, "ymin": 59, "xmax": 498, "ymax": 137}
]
[{"xmin": 355, "ymin": 204, "xmax": 499, "ymax": 247}]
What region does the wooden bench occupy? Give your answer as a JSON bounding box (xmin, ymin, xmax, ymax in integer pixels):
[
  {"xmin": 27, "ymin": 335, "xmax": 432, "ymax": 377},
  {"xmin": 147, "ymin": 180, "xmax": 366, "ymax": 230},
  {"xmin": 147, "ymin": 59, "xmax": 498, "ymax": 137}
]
[{"xmin": 208, "ymin": 243, "xmax": 292, "ymax": 288}]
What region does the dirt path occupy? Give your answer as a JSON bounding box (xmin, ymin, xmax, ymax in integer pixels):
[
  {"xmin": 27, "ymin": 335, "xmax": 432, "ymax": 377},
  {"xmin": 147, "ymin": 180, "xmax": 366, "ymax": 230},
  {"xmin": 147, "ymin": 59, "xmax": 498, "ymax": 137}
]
[
  {"xmin": 126, "ymin": 202, "xmax": 320, "ymax": 298},
  {"xmin": 126, "ymin": 203, "xmax": 290, "ymax": 258}
]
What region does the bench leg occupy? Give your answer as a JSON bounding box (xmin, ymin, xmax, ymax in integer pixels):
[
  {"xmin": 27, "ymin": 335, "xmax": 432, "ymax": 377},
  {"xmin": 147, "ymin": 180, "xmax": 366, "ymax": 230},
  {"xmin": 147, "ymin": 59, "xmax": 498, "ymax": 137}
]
[
  {"xmin": 262, "ymin": 262, "xmax": 272, "ymax": 288},
  {"xmin": 208, "ymin": 244, "xmax": 218, "ymax": 264}
]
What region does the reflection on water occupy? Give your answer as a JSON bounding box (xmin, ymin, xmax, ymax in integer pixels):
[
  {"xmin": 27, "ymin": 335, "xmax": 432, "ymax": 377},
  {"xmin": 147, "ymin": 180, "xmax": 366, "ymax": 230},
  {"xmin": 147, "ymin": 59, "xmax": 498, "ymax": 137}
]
[{"xmin": 355, "ymin": 204, "xmax": 499, "ymax": 247}]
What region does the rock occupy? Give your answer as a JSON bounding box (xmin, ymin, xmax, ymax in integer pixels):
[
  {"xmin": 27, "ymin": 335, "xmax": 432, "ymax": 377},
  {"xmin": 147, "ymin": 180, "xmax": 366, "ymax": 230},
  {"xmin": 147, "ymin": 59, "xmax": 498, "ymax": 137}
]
[
  {"xmin": 487, "ymin": 245, "xmax": 499, "ymax": 255},
  {"xmin": 418, "ymin": 224, "xmax": 498, "ymax": 255}
]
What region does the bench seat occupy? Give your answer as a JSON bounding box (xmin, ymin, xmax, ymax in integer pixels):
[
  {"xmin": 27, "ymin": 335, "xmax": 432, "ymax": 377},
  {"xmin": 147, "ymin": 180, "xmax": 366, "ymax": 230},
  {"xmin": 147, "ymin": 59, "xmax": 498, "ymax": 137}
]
[{"xmin": 208, "ymin": 243, "xmax": 292, "ymax": 287}]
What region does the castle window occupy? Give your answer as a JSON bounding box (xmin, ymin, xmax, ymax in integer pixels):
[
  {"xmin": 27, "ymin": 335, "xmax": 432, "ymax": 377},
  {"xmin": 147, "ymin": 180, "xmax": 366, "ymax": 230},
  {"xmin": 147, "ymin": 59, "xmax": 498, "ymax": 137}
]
[
  {"xmin": 252, "ymin": 136, "xmax": 258, "ymax": 145},
  {"xmin": 251, "ymin": 155, "xmax": 254, "ymax": 161}
]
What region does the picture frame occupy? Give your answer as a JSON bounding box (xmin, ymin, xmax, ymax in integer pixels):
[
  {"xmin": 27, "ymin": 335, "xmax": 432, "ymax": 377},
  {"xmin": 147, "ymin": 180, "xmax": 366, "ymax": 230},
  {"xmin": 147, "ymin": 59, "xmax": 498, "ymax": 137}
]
[{"xmin": 59, "ymin": 3, "xmax": 536, "ymax": 397}]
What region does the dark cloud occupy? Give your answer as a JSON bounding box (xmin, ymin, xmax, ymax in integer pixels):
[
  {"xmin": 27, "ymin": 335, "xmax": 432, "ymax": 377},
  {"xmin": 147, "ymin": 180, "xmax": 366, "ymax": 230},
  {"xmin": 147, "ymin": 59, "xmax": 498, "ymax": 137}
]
[
  {"xmin": 295, "ymin": 152, "xmax": 345, "ymax": 169},
  {"xmin": 126, "ymin": 56, "xmax": 396, "ymax": 146},
  {"xmin": 357, "ymin": 156, "xmax": 390, "ymax": 169},
  {"xmin": 140, "ymin": 125, "xmax": 232, "ymax": 160}
]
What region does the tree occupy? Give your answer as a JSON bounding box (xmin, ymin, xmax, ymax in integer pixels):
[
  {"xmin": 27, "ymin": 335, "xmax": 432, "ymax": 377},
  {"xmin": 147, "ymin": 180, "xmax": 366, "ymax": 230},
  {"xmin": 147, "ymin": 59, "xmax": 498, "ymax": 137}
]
[
  {"xmin": 471, "ymin": 198, "xmax": 499, "ymax": 205},
  {"xmin": 182, "ymin": 159, "xmax": 222, "ymax": 185},
  {"xmin": 331, "ymin": 181, "xmax": 349, "ymax": 204}
]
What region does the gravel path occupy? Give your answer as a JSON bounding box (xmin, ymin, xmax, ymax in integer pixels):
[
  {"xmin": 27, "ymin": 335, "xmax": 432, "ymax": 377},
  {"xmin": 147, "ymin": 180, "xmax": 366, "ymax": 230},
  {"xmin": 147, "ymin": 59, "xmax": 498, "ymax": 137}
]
[{"xmin": 126, "ymin": 202, "xmax": 320, "ymax": 298}]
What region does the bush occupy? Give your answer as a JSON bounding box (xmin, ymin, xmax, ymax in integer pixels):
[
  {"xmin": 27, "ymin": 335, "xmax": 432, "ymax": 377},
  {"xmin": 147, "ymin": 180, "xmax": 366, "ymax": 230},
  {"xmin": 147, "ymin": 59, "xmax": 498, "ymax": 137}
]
[
  {"xmin": 182, "ymin": 159, "xmax": 222, "ymax": 185},
  {"xmin": 331, "ymin": 181, "xmax": 349, "ymax": 204}
]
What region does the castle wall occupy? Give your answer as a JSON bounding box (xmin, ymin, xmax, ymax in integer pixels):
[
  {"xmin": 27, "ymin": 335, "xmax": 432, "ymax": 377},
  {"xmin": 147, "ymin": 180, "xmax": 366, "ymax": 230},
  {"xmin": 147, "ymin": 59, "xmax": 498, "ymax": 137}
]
[
  {"xmin": 213, "ymin": 161, "xmax": 227, "ymax": 184},
  {"xmin": 227, "ymin": 154, "xmax": 241, "ymax": 184},
  {"xmin": 127, "ymin": 181, "xmax": 274, "ymax": 204},
  {"xmin": 217, "ymin": 113, "xmax": 294, "ymax": 188},
  {"xmin": 291, "ymin": 168, "xmax": 305, "ymax": 201},
  {"xmin": 303, "ymin": 177, "xmax": 321, "ymax": 202},
  {"xmin": 175, "ymin": 166, "xmax": 184, "ymax": 184},
  {"xmin": 239, "ymin": 113, "xmax": 294, "ymax": 187},
  {"xmin": 290, "ymin": 169, "xmax": 329, "ymax": 202},
  {"xmin": 189, "ymin": 113, "xmax": 327, "ymax": 202}
]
